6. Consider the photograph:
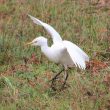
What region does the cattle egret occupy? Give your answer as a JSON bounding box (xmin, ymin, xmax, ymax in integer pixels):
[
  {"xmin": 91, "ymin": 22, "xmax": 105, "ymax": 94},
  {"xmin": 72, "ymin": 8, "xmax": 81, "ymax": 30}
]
[{"xmin": 27, "ymin": 15, "xmax": 89, "ymax": 90}]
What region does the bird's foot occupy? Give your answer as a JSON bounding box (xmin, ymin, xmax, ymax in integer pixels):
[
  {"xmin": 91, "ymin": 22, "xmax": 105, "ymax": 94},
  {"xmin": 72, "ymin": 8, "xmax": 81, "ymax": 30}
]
[
  {"xmin": 50, "ymin": 78, "xmax": 70, "ymax": 91},
  {"xmin": 60, "ymin": 83, "xmax": 70, "ymax": 90},
  {"xmin": 49, "ymin": 69, "xmax": 69, "ymax": 91},
  {"xmin": 51, "ymin": 83, "xmax": 70, "ymax": 91}
]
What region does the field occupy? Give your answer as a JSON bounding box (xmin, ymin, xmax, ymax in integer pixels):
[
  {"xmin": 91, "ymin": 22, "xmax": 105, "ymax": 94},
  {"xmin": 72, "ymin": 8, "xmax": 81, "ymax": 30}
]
[{"xmin": 0, "ymin": 0, "xmax": 110, "ymax": 110}]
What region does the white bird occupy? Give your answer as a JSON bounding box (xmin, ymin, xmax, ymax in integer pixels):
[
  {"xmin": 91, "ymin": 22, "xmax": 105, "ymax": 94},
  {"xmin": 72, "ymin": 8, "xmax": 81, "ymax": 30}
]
[{"xmin": 27, "ymin": 15, "xmax": 89, "ymax": 90}]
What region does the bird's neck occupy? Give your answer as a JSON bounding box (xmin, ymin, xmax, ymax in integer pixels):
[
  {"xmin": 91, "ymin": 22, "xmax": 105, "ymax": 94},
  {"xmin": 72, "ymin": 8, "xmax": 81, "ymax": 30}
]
[{"xmin": 41, "ymin": 42, "xmax": 50, "ymax": 56}]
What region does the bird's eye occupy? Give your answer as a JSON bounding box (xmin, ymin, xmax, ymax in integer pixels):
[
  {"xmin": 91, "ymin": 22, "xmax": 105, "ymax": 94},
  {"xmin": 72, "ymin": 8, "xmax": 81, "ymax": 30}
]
[{"xmin": 34, "ymin": 41, "xmax": 37, "ymax": 43}]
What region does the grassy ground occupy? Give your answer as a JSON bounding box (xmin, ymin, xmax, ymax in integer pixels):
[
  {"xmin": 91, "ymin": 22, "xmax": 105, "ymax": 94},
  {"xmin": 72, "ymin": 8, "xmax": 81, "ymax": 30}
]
[{"xmin": 0, "ymin": 0, "xmax": 110, "ymax": 110}]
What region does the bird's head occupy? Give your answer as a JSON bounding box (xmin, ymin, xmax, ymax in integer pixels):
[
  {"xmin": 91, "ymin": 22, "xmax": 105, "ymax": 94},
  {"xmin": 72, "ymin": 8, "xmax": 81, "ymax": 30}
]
[{"xmin": 26, "ymin": 36, "xmax": 47, "ymax": 46}]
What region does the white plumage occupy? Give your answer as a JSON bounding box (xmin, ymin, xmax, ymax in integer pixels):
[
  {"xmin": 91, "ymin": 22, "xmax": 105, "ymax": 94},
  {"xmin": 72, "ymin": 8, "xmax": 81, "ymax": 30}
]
[
  {"xmin": 27, "ymin": 15, "xmax": 89, "ymax": 90},
  {"xmin": 28, "ymin": 15, "xmax": 62, "ymax": 43},
  {"xmin": 28, "ymin": 15, "xmax": 89, "ymax": 69}
]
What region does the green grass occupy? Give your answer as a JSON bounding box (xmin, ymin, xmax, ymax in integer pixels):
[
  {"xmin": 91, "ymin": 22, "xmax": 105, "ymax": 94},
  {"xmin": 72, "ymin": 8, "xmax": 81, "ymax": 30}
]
[{"xmin": 0, "ymin": 0, "xmax": 110, "ymax": 110}]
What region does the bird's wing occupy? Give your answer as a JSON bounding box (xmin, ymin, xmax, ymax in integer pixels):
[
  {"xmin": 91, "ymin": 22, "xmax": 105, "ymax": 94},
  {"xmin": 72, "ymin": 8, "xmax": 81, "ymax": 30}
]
[
  {"xmin": 63, "ymin": 40, "xmax": 89, "ymax": 69},
  {"xmin": 28, "ymin": 15, "xmax": 62, "ymax": 43}
]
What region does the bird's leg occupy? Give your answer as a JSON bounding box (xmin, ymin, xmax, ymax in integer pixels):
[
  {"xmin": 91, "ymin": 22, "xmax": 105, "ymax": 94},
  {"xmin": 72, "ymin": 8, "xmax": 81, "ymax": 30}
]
[
  {"xmin": 61, "ymin": 70, "xmax": 69, "ymax": 89},
  {"xmin": 51, "ymin": 68, "xmax": 64, "ymax": 90},
  {"xmin": 51, "ymin": 68, "xmax": 64, "ymax": 82}
]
